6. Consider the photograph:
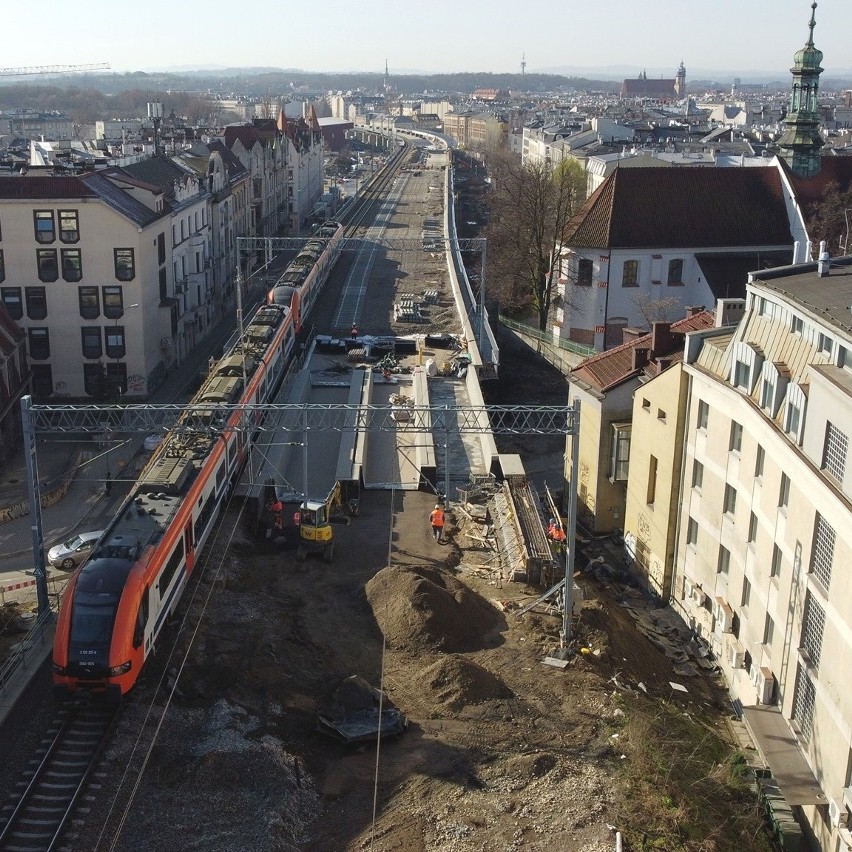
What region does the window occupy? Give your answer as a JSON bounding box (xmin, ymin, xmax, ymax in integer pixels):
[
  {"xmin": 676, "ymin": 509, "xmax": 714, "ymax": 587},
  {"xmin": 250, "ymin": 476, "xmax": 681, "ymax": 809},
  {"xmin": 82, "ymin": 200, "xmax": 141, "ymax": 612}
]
[
  {"xmin": 667, "ymin": 258, "xmax": 683, "ymax": 286},
  {"xmin": 157, "ymin": 232, "xmax": 166, "ymax": 265},
  {"xmin": 793, "ymin": 666, "xmax": 815, "ymax": 741},
  {"xmin": 577, "ymin": 257, "xmax": 593, "ymax": 286},
  {"xmin": 30, "ymin": 364, "xmax": 52, "ymax": 398},
  {"xmin": 686, "ymin": 517, "xmax": 698, "ymax": 546},
  {"xmin": 37, "ymin": 248, "xmax": 58, "ymax": 282},
  {"xmin": 105, "ymin": 326, "xmax": 125, "ymax": 359},
  {"xmin": 817, "ymin": 332, "xmax": 832, "ymax": 355},
  {"xmin": 822, "ymin": 422, "xmax": 848, "ymax": 481},
  {"xmin": 1, "ymin": 287, "xmax": 22, "ymax": 320},
  {"xmin": 717, "ymin": 545, "xmax": 731, "ymax": 575},
  {"xmin": 61, "ymin": 249, "xmax": 82, "ymax": 281},
  {"xmin": 33, "ymin": 210, "xmax": 55, "ymax": 243},
  {"xmin": 641, "ymin": 398, "xmax": 651, "ymax": 412},
  {"xmin": 58, "ymin": 209, "xmax": 79, "ymax": 243},
  {"xmin": 791, "ymin": 315, "xmax": 804, "ymax": 334},
  {"xmin": 764, "ymin": 614, "xmax": 775, "ymax": 646},
  {"xmin": 106, "ymin": 362, "xmax": 127, "ymax": 396},
  {"xmin": 114, "ymin": 248, "xmax": 135, "ymax": 281},
  {"xmin": 771, "ymin": 544, "xmax": 782, "ymax": 578},
  {"xmin": 723, "ymin": 484, "xmax": 737, "ymax": 515},
  {"xmin": 647, "ymin": 455, "xmax": 658, "ymax": 505},
  {"xmin": 81, "ymin": 326, "xmax": 102, "ymax": 359},
  {"xmin": 621, "ymin": 259, "xmax": 639, "ymax": 287},
  {"xmin": 0, "ymin": 248, "xmax": 4, "ymax": 283},
  {"xmin": 785, "ymin": 400, "xmax": 801, "ymax": 436},
  {"xmin": 78, "ymin": 286, "xmax": 99, "ymax": 319},
  {"xmin": 657, "ymin": 408, "xmax": 666, "ymax": 422},
  {"xmin": 27, "ymin": 327, "xmax": 50, "ymax": 359},
  {"xmin": 25, "ymin": 287, "xmax": 47, "ymax": 320},
  {"xmin": 741, "ymin": 577, "xmax": 751, "ymax": 608},
  {"xmin": 159, "ymin": 267, "xmax": 167, "ymax": 302},
  {"xmin": 810, "ymin": 513, "xmax": 835, "ymax": 590},
  {"xmin": 755, "ymin": 445, "xmax": 765, "ymax": 478},
  {"xmin": 779, "ymin": 473, "xmax": 790, "ymax": 508},
  {"xmin": 748, "ymin": 512, "xmax": 758, "ymax": 543},
  {"xmin": 691, "ymin": 460, "xmax": 704, "ymax": 489},
  {"xmin": 83, "ymin": 363, "xmax": 105, "ymax": 397},
  {"xmin": 759, "ymin": 379, "xmax": 773, "ymax": 409},
  {"xmin": 697, "ymin": 400, "xmax": 709, "ymax": 430},
  {"xmin": 609, "ymin": 423, "xmax": 631, "ymax": 481},
  {"xmin": 729, "ymin": 421, "xmax": 743, "ymax": 453},
  {"xmin": 801, "ymin": 594, "xmax": 825, "ymax": 669},
  {"xmin": 733, "ymin": 360, "xmax": 750, "ymax": 390},
  {"xmin": 102, "ymin": 286, "xmax": 123, "ymax": 319}
]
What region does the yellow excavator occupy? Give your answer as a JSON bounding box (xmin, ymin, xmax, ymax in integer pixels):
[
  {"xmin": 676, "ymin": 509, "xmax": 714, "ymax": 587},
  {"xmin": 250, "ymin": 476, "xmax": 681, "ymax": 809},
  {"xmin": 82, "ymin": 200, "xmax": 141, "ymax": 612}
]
[{"xmin": 296, "ymin": 481, "xmax": 359, "ymax": 562}]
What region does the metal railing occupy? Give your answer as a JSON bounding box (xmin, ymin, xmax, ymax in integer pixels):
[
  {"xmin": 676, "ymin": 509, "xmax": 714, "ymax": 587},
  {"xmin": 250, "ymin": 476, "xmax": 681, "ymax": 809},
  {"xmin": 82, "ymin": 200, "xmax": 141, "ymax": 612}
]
[
  {"xmin": 498, "ymin": 315, "xmax": 596, "ymax": 357},
  {"xmin": 0, "ymin": 607, "xmax": 53, "ymax": 694}
]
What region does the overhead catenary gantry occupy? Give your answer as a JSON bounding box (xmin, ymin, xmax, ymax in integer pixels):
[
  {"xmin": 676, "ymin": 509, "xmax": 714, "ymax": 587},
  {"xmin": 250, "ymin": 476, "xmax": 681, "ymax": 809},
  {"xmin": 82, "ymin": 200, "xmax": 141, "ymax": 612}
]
[{"xmin": 28, "ymin": 402, "xmax": 572, "ymax": 436}]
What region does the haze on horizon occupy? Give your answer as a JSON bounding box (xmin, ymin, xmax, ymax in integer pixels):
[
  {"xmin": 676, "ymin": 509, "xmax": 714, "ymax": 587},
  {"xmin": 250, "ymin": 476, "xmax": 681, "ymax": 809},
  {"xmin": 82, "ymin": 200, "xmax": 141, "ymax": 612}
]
[{"xmin": 6, "ymin": 0, "xmax": 851, "ymax": 81}]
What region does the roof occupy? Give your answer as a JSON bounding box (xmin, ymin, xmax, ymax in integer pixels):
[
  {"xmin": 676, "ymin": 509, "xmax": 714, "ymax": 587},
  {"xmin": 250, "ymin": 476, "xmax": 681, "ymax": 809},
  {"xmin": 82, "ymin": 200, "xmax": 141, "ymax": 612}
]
[
  {"xmin": 571, "ymin": 310, "xmax": 715, "ymax": 392},
  {"xmin": 562, "ymin": 167, "xmax": 792, "ymax": 250},
  {"xmin": 621, "ymin": 79, "xmax": 676, "ymax": 97},
  {"xmin": 751, "ymin": 256, "xmax": 852, "ymax": 338},
  {"xmin": 79, "ymin": 172, "xmax": 166, "ymax": 228},
  {"xmin": 0, "ymin": 175, "xmax": 98, "ymax": 200},
  {"xmin": 206, "ymin": 139, "xmax": 249, "ymax": 180},
  {"xmin": 696, "ymin": 250, "xmax": 794, "ymax": 302},
  {"xmin": 779, "ymin": 155, "xmax": 852, "ymax": 210}
]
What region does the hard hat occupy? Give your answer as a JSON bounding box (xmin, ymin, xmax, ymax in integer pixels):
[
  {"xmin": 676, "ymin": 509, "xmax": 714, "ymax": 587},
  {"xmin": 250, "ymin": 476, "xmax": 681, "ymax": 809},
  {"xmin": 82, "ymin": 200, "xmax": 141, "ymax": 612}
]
[
  {"xmin": 435, "ymin": 503, "xmax": 441, "ymax": 508},
  {"xmin": 549, "ymin": 518, "xmax": 556, "ymax": 524}
]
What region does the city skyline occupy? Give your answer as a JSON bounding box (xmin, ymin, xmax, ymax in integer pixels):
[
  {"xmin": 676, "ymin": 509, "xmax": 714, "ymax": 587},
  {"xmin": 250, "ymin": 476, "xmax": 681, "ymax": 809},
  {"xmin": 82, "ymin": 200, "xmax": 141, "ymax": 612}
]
[{"xmin": 5, "ymin": 0, "xmax": 852, "ymax": 81}]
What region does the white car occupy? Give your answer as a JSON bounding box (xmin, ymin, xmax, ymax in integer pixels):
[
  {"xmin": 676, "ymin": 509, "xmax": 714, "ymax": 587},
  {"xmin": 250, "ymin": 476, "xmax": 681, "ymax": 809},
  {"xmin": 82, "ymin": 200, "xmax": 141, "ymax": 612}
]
[{"xmin": 47, "ymin": 530, "xmax": 105, "ymax": 570}]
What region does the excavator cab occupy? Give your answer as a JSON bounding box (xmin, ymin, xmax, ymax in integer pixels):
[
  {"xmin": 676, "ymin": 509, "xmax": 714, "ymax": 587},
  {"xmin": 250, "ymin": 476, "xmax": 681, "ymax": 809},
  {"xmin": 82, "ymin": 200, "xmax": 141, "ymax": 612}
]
[{"xmin": 297, "ymin": 495, "xmax": 336, "ymax": 562}]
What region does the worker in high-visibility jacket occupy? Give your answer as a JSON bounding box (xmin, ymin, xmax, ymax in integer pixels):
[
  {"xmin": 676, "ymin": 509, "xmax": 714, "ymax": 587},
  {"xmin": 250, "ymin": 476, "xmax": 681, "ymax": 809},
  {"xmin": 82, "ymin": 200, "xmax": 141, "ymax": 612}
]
[{"xmin": 430, "ymin": 504, "xmax": 446, "ymax": 542}]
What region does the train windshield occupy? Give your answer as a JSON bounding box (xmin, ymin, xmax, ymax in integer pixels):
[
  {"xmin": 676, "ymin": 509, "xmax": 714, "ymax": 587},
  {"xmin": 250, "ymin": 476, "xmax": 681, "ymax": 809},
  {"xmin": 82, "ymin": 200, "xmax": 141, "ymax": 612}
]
[{"xmin": 69, "ymin": 601, "xmax": 117, "ymax": 646}]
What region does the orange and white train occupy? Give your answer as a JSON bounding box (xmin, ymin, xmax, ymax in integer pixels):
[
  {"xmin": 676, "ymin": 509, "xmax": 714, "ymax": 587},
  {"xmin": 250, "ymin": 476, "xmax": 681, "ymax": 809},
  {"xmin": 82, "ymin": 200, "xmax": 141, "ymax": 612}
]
[{"xmin": 53, "ymin": 223, "xmax": 342, "ymax": 700}]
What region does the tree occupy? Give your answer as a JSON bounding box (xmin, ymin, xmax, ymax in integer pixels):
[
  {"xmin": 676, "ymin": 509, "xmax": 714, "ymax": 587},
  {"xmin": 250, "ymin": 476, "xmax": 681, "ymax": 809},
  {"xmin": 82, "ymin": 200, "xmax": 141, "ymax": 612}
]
[
  {"xmin": 806, "ymin": 180, "xmax": 852, "ymax": 255},
  {"xmin": 485, "ymin": 152, "xmax": 585, "ymax": 331},
  {"xmin": 632, "ymin": 293, "xmax": 684, "ymax": 328}
]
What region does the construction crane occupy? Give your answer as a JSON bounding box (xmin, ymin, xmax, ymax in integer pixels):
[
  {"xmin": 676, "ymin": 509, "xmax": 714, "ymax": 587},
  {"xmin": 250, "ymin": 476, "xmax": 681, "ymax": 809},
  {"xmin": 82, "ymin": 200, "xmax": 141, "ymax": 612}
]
[{"xmin": 0, "ymin": 63, "xmax": 110, "ymax": 77}]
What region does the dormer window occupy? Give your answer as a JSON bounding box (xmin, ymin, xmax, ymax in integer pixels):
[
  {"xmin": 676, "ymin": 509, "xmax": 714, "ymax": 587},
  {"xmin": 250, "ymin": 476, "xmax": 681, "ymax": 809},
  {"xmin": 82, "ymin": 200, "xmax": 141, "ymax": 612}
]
[
  {"xmin": 783, "ymin": 382, "xmax": 807, "ymax": 445},
  {"xmin": 730, "ymin": 341, "xmax": 764, "ymax": 394}
]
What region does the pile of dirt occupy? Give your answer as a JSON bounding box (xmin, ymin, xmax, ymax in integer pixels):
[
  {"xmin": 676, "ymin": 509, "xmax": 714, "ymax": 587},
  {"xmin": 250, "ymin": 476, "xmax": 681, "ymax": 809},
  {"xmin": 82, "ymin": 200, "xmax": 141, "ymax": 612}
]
[
  {"xmin": 365, "ymin": 564, "xmax": 501, "ymax": 653},
  {"xmin": 419, "ymin": 654, "xmax": 513, "ymax": 712}
]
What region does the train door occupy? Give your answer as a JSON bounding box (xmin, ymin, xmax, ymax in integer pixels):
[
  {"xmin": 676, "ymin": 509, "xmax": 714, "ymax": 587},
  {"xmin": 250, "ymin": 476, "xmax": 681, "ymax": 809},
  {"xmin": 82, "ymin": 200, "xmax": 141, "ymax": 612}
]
[
  {"xmin": 184, "ymin": 521, "xmax": 195, "ymax": 573},
  {"xmin": 133, "ymin": 585, "xmax": 153, "ymax": 656}
]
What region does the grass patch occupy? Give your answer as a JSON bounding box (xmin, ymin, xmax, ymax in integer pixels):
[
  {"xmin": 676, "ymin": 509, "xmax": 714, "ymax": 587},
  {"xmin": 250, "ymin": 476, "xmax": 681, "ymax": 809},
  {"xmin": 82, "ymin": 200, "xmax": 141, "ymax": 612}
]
[{"xmin": 612, "ymin": 700, "xmax": 773, "ymax": 852}]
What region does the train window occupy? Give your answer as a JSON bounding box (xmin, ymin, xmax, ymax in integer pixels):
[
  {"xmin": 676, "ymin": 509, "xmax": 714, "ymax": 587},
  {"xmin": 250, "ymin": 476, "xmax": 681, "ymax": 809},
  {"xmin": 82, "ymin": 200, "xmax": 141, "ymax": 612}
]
[
  {"xmin": 133, "ymin": 586, "xmax": 150, "ymax": 648},
  {"xmin": 227, "ymin": 440, "xmax": 235, "ymax": 469},
  {"xmin": 194, "ymin": 493, "xmax": 217, "ymax": 543},
  {"xmin": 215, "ymin": 462, "xmax": 226, "ymax": 492},
  {"xmin": 159, "ymin": 540, "xmax": 185, "ymax": 597}
]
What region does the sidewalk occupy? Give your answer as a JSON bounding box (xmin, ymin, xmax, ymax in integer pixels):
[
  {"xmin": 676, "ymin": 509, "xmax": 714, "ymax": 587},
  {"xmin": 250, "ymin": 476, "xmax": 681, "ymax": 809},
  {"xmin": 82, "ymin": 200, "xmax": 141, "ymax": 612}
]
[{"xmin": 0, "ymin": 307, "xmax": 246, "ymax": 583}]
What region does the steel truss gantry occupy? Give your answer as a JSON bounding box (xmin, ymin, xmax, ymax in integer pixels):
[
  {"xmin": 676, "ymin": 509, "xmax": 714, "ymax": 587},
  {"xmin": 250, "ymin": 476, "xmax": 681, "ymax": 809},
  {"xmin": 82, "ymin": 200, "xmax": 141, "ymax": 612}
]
[
  {"xmin": 24, "ymin": 395, "xmax": 580, "ymax": 646},
  {"xmin": 238, "ymin": 236, "xmax": 486, "ymax": 254},
  {"xmin": 29, "ymin": 403, "xmax": 572, "ymax": 436}
]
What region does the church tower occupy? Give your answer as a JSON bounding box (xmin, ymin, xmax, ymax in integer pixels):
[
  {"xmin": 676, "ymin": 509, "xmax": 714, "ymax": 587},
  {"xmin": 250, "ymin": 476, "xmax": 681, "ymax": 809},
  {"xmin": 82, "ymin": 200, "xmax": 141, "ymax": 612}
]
[
  {"xmin": 675, "ymin": 61, "xmax": 686, "ymax": 98},
  {"xmin": 778, "ymin": 2, "xmax": 824, "ymax": 178}
]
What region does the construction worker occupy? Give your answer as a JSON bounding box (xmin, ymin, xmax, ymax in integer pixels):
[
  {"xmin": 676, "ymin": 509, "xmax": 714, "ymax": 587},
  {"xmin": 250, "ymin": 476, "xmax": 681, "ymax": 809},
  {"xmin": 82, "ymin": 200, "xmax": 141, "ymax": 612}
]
[
  {"xmin": 430, "ymin": 503, "xmax": 445, "ymax": 542},
  {"xmin": 351, "ymin": 323, "xmax": 358, "ymax": 339},
  {"xmin": 548, "ymin": 518, "xmax": 566, "ymax": 552}
]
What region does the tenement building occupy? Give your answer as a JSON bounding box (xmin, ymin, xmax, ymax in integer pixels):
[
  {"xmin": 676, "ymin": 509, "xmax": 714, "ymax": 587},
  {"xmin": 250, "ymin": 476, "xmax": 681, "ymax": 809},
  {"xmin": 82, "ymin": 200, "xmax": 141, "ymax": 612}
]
[{"xmin": 674, "ymin": 254, "xmax": 852, "ymax": 846}]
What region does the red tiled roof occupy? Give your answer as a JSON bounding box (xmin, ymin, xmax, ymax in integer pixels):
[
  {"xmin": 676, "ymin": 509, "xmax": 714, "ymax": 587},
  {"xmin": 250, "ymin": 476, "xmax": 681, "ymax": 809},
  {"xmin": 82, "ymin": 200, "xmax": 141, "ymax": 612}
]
[
  {"xmin": 571, "ymin": 310, "xmax": 715, "ymax": 392},
  {"xmin": 562, "ymin": 167, "xmax": 792, "ymax": 249}
]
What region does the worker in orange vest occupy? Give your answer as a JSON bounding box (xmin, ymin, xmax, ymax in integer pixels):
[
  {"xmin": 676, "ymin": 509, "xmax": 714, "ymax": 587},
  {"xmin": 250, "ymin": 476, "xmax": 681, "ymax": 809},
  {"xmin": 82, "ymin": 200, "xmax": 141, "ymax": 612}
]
[{"xmin": 430, "ymin": 503, "xmax": 446, "ymax": 542}]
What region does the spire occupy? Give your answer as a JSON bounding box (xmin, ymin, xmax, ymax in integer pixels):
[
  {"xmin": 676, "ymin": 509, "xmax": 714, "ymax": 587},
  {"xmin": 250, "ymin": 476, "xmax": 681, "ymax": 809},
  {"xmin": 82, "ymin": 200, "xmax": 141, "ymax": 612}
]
[{"xmin": 778, "ymin": 1, "xmax": 824, "ymax": 178}]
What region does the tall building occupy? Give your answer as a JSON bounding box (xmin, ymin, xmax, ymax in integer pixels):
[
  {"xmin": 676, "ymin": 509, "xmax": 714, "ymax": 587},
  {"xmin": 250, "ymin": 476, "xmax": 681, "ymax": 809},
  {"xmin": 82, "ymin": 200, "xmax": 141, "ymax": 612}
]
[
  {"xmin": 778, "ymin": 1, "xmax": 825, "ymax": 178},
  {"xmin": 672, "ymin": 255, "xmax": 852, "ymax": 847}
]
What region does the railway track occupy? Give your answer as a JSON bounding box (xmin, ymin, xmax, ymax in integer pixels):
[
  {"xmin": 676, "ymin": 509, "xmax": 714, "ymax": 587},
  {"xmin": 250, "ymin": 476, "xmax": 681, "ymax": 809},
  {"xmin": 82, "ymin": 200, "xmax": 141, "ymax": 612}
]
[{"xmin": 0, "ymin": 700, "xmax": 117, "ymax": 852}]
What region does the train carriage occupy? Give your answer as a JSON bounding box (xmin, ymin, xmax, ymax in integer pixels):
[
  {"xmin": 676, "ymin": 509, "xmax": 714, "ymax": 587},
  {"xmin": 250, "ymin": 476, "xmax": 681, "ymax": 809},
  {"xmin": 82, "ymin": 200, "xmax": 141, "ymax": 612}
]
[{"xmin": 53, "ymin": 223, "xmax": 343, "ymax": 700}]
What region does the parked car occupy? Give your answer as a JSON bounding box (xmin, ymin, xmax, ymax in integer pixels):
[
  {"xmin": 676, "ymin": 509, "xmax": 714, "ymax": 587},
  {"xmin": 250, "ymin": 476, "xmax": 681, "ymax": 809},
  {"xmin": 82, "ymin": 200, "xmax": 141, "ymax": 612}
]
[{"xmin": 47, "ymin": 530, "xmax": 105, "ymax": 570}]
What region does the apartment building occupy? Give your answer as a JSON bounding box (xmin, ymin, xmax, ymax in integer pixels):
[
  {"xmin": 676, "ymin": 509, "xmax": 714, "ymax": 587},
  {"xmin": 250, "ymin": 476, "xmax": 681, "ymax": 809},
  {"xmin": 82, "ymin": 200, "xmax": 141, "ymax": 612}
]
[
  {"xmin": 279, "ymin": 110, "xmax": 324, "ymax": 234},
  {"xmin": 0, "ymin": 173, "xmax": 172, "ymax": 399},
  {"xmin": 674, "ymin": 256, "xmax": 852, "ymax": 848}
]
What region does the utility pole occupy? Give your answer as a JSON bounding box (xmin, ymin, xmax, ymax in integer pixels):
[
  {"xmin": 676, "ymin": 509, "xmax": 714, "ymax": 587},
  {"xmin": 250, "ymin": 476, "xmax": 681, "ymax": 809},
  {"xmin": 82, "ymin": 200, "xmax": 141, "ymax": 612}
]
[{"xmin": 21, "ymin": 396, "xmax": 50, "ymax": 618}]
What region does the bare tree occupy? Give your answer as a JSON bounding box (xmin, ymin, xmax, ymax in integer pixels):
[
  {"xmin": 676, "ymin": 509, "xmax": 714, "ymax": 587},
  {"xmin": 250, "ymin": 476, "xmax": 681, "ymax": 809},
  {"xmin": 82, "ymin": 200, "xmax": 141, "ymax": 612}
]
[
  {"xmin": 632, "ymin": 292, "xmax": 684, "ymax": 328},
  {"xmin": 485, "ymin": 152, "xmax": 585, "ymax": 331},
  {"xmin": 806, "ymin": 180, "xmax": 852, "ymax": 254}
]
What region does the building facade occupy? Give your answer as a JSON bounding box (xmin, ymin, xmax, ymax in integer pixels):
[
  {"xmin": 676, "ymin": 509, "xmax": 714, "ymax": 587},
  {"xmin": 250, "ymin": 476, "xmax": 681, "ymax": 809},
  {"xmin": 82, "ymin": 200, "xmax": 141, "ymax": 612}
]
[{"xmin": 674, "ymin": 257, "xmax": 852, "ymax": 847}]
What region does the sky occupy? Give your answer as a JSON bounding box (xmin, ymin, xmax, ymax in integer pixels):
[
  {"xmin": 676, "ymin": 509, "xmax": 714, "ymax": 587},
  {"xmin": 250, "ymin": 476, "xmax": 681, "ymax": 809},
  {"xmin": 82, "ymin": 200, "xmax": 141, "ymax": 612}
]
[{"xmin": 5, "ymin": 0, "xmax": 851, "ymax": 79}]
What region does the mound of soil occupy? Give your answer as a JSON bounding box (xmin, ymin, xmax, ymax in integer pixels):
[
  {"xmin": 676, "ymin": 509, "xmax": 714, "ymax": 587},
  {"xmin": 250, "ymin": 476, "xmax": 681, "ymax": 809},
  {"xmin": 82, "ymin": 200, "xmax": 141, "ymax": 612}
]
[
  {"xmin": 365, "ymin": 564, "xmax": 501, "ymax": 653},
  {"xmin": 419, "ymin": 654, "xmax": 513, "ymax": 711}
]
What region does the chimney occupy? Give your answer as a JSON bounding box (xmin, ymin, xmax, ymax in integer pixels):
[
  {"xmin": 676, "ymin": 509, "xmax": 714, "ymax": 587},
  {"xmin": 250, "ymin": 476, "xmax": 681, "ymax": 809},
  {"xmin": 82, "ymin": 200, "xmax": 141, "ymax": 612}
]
[
  {"xmin": 684, "ymin": 305, "xmax": 704, "ymax": 317},
  {"xmin": 632, "ymin": 347, "xmax": 649, "ymax": 370},
  {"xmin": 818, "ymin": 240, "xmax": 830, "ymax": 277},
  {"xmin": 650, "ymin": 322, "xmax": 674, "ymax": 357},
  {"xmin": 621, "ymin": 327, "xmax": 646, "ymax": 344}
]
